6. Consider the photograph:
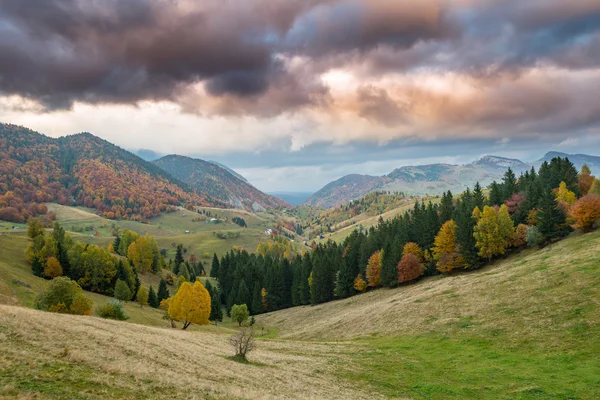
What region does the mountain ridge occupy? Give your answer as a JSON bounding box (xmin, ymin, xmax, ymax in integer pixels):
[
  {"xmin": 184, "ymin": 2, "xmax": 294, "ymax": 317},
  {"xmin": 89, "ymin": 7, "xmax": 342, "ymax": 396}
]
[
  {"xmin": 152, "ymin": 154, "xmax": 289, "ymax": 211},
  {"xmin": 304, "ymin": 152, "xmax": 600, "ymax": 208}
]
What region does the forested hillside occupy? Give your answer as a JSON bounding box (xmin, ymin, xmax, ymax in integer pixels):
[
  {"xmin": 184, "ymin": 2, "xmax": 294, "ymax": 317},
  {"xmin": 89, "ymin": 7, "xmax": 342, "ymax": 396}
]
[
  {"xmin": 212, "ymin": 157, "xmax": 600, "ymax": 315},
  {"xmin": 153, "ymin": 155, "xmax": 288, "ymax": 211},
  {"xmin": 0, "ymin": 124, "xmax": 228, "ymax": 224}
]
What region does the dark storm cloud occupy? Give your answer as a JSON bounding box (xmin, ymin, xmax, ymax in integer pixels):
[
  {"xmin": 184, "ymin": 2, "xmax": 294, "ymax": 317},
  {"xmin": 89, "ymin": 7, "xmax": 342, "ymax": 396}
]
[{"xmin": 0, "ymin": 0, "xmax": 599, "ymax": 120}]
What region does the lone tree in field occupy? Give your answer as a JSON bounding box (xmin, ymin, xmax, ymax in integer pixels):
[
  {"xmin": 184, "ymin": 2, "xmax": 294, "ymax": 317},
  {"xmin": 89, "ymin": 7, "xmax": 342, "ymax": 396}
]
[
  {"xmin": 230, "ymin": 326, "xmax": 255, "ymax": 362},
  {"xmin": 230, "ymin": 304, "xmax": 249, "ymax": 326},
  {"xmin": 168, "ymin": 281, "xmax": 211, "ymax": 329}
]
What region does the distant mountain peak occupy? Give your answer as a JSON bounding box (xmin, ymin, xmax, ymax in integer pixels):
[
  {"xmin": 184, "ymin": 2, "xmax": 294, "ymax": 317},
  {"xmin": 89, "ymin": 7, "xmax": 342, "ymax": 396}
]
[{"xmin": 472, "ymin": 155, "xmax": 527, "ymax": 169}]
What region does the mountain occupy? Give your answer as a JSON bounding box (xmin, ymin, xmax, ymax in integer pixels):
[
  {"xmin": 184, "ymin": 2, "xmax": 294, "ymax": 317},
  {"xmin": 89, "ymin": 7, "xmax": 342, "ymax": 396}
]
[
  {"xmin": 303, "ymin": 174, "xmax": 390, "ymax": 208},
  {"xmin": 304, "ymin": 155, "xmax": 532, "ymax": 208},
  {"xmin": 0, "ymin": 123, "xmax": 227, "ymax": 223},
  {"xmin": 152, "ymin": 155, "xmax": 288, "ymax": 211},
  {"xmin": 268, "ymin": 192, "xmax": 314, "ymax": 206},
  {"xmin": 535, "ymin": 152, "xmax": 600, "ymax": 173},
  {"xmin": 208, "ymin": 160, "xmax": 248, "ymax": 183},
  {"xmin": 133, "ymin": 148, "xmax": 163, "ymax": 161}
]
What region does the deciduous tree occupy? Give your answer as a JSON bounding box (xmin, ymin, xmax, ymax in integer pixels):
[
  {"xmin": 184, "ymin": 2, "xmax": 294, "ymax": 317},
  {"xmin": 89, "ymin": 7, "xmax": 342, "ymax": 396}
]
[
  {"xmin": 230, "ymin": 304, "xmax": 250, "ymax": 326},
  {"xmin": 570, "ymin": 194, "xmax": 600, "ymax": 232},
  {"xmin": 397, "ymin": 254, "xmax": 424, "ymax": 283},
  {"xmin": 168, "ymin": 281, "xmax": 211, "ymax": 329},
  {"xmin": 365, "ymin": 250, "xmax": 382, "ymax": 287}
]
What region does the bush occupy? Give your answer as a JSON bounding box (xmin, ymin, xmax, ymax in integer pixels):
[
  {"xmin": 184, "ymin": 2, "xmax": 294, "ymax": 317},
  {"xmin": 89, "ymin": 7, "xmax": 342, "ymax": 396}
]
[
  {"xmin": 229, "ymin": 326, "xmax": 255, "ymax": 362},
  {"xmin": 96, "ymin": 300, "xmax": 130, "ymax": 320},
  {"xmin": 35, "ymin": 277, "xmax": 93, "ymax": 315},
  {"xmin": 526, "ymin": 226, "xmax": 544, "ymax": 248}
]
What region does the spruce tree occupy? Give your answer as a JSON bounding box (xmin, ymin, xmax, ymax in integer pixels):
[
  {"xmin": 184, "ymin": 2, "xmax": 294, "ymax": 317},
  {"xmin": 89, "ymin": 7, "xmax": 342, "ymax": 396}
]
[
  {"xmin": 148, "ymin": 286, "xmax": 159, "ymax": 308},
  {"xmin": 502, "ymin": 168, "xmax": 517, "ymax": 202},
  {"xmin": 489, "ymin": 182, "xmax": 502, "ymax": 206},
  {"xmin": 157, "ymin": 279, "xmax": 169, "ymax": 304},
  {"xmin": 380, "ymin": 241, "xmax": 400, "ymax": 287},
  {"xmin": 537, "ymin": 186, "xmax": 567, "ymax": 240},
  {"xmin": 31, "ymin": 256, "xmax": 43, "ymax": 277},
  {"xmin": 236, "ymin": 280, "xmax": 251, "ymax": 310},
  {"xmin": 439, "ymin": 191, "xmax": 454, "ymax": 224},
  {"xmin": 210, "ymin": 253, "xmax": 220, "ymax": 278},
  {"xmin": 112, "ymin": 236, "xmax": 121, "ymax": 255},
  {"xmin": 333, "ymin": 258, "xmax": 355, "ymax": 298},
  {"xmin": 131, "ymin": 267, "xmax": 141, "ymax": 301},
  {"xmin": 209, "ymin": 287, "xmax": 223, "ymax": 324},
  {"xmin": 473, "ymin": 182, "xmax": 485, "ymax": 210},
  {"xmin": 174, "ymin": 244, "xmax": 184, "ymax": 274},
  {"xmin": 252, "ymin": 283, "xmax": 264, "ymax": 314}
]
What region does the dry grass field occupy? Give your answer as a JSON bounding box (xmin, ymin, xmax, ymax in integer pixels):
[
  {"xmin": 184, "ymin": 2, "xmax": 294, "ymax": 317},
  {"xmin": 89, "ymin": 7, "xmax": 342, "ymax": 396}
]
[
  {"xmin": 1, "ymin": 228, "xmax": 599, "ymax": 399},
  {"xmin": 0, "ymin": 305, "xmax": 380, "ymax": 400}
]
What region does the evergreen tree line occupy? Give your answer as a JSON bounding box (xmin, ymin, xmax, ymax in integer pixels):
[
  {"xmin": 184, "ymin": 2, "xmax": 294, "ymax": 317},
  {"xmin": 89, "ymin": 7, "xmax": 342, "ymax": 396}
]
[{"xmin": 212, "ymin": 157, "xmax": 593, "ymax": 315}]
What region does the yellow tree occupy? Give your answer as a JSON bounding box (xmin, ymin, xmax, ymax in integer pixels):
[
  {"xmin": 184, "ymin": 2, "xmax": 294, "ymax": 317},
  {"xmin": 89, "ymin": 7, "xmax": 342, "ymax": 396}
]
[
  {"xmin": 474, "ymin": 206, "xmax": 512, "ymax": 261},
  {"xmin": 556, "ymin": 181, "xmax": 576, "ymax": 206},
  {"xmin": 432, "ymin": 220, "xmax": 463, "ymax": 273},
  {"xmin": 402, "ymin": 242, "xmax": 423, "ymax": 262},
  {"xmin": 43, "ymin": 256, "xmax": 63, "ymax": 278},
  {"xmin": 365, "ymin": 250, "xmax": 382, "ymax": 287},
  {"xmin": 497, "ymin": 204, "xmax": 515, "ymax": 247},
  {"xmin": 168, "ymin": 281, "xmax": 211, "ymax": 329},
  {"xmin": 353, "ymin": 274, "xmax": 367, "ymax": 292}
]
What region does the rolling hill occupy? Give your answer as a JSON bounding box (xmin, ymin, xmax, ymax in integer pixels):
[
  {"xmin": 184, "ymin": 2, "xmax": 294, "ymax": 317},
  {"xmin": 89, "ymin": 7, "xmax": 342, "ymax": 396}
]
[
  {"xmin": 152, "ymin": 155, "xmax": 288, "ymax": 211},
  {"xmin": 304, "ymin": 153, "xmax": 598, "ymax": 208},
  {"xmin": 1, "ymin": 229, "xmax": 598, "ymax": 399},
  {"xmin": 0, "ymin": 123, "xmax": 229, "ymax": 223}
]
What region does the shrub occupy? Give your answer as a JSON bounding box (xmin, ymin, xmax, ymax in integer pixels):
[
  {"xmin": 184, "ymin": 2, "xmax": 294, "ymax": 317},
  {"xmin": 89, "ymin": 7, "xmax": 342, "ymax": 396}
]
[
  {"xmin": 70, "ymin": 293, "xmax": 94, "ymax": 316},
  {"xmin": 96, "ymin": 300, "xmax": 130, "ymax": 320},
  {"xmin": 36, "ymin": 277, "xmax": 92, "ymax": 315},
  {"xmin": 230, "ymin": 326, "xmax": 255, "ymax": 362},
  {"xmin": 526, "ymin": 226, "xmax": 544, "ymax": 248}
]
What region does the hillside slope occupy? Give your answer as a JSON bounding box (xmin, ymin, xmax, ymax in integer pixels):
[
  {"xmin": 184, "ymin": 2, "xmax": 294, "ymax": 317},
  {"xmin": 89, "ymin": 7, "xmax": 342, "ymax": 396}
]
[
  {"xmin": 0, "ymin": 124, "xmax": 228, "ymax": 223},
  {"xmin": 0, "ymin": 305, "xmax": 376, "ymax": 400},
  {"xmin": 153, "ymin": 155, "xmax": 288, "ymax": 211},
  {"xmin": 259, "ymin": 231, "xmax": 600, "ymax": 341}
]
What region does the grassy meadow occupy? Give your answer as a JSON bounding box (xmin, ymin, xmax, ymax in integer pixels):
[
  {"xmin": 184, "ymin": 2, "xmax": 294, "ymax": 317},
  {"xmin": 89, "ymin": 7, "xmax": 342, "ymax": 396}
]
[{"xmin": 0, "ymin": 214, "xmax": 599, "ymax": 399}]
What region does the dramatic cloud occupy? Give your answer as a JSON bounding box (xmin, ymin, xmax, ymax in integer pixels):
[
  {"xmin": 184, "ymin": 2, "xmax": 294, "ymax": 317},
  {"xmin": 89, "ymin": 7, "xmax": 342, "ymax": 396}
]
[{"xmin": 1, "ymin": 0, "xmax": 600, "ymax": 191}]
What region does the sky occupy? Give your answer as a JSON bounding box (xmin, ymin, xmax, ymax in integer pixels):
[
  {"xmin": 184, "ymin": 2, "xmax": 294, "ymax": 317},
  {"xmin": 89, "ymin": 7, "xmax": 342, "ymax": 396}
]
[{"xmin": 1, "ymin": 0, "xmax": 600, "ymax": 192}]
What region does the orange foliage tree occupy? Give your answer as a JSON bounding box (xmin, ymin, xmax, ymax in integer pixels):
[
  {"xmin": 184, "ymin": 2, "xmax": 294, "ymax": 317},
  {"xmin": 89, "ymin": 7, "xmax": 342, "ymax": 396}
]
[
  {"xmin": 397, "ymin": 254, "xmax": 424, "ymax": 283},
  {"xmin": 570, "ymin": 194, "xmax": 600, "ymax": 232},
  {"xmin": 365, "ymin": 250, "xmax": 382, "ymax": 287}
]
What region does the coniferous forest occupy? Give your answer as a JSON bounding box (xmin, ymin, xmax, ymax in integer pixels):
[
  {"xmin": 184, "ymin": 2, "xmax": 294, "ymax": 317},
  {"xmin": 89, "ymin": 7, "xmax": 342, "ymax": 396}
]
[{"xmin": 212, "ymin": 156, "xmax": 598, "ymax": 314}]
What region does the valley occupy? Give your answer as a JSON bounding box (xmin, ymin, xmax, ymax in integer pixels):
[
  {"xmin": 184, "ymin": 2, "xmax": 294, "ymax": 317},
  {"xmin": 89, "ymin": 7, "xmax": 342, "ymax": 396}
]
[{"xmin": 1, "ymin": 230, "xmax": 598, "ymax": 399}]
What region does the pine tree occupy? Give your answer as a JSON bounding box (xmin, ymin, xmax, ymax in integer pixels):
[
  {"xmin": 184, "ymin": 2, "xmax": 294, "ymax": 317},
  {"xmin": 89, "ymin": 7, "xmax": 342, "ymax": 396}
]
[
  {"xmin": 209, "ymin": 286, "xmax": 223, "ymax": 324},
  {"xmin": 252, "ymin": 283, "xmax": 264, "ymax": 314},
  {"xmin": 157, "ymin": 279, "xmax": 169, "ymax": 304},
  {"xmin": 380, "ymin": 240, "xmax": 400, "ymax": 287},
  {"xmin": 502, "ymin": 168, "xmax": 517, "ymax": 202},
  {"xmin": 537, "ymin": 186, "xmax": 567, "ymax": 240},
  {"xmin": 236, "ymin": 280, "xmax": 251, "ymax": 310},
  {"xmin": 473, "ymin": 182, "xmax": 485, "ymax": 210},
  {"xmin": 439, "ymin": 191, "xmax": 454, "ymax": 224},
  {"xmin": 489, "ymin": 182, "xmax": 502, "ymax": 206},
  {"xmin": 334, "ymin": 258, "xmax": 355, "ymax": 298},
  {"xmin": 148, "ymin": 286, "xmax": 159, "ymax": 308},
  {"xmin": 210, "ymin": 253, "xmax": 220, "ymax": 278}
]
